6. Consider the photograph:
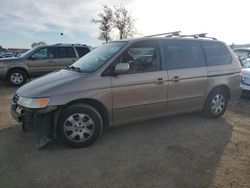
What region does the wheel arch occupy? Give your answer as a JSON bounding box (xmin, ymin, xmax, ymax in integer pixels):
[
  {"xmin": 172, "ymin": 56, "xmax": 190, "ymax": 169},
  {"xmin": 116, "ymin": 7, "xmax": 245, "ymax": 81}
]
[
  {"xmin": 61, "ymin": 98, "xmax": 110, "ymax": 129},
  {"xmin": 208, "ymin": 84, "xmax": 230, "ymax": 99},
  {"xmin": 202, "ymin": 84, "xmax": 230, "ymax": 110},
  {"xmin": 6, "ymin": 67, "xmax": 30, "ymax": 80}
]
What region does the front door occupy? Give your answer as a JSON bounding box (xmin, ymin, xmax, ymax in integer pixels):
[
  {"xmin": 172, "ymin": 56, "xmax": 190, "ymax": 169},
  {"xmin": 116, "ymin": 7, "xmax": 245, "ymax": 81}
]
[
  {"xmin": 162, "ymin": 39, "xmax": 208, "ymax": 115},
  {"xmin": 28, "ymin": 47, "xmax": 56, "ymax": 76},
  {"xmin": 111, "ymin": 40, "xmax": 168, "ymax": 124}
]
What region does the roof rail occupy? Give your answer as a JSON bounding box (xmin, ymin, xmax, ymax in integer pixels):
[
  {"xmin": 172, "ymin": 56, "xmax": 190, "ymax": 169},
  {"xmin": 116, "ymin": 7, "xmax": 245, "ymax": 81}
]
[
  {"xmin": 54, "ymin": 43, "xmax": 87, "ymax": 46},
  {"xmin": 144, "ymin": 31, "xmax": 181, "ymax": 37}
]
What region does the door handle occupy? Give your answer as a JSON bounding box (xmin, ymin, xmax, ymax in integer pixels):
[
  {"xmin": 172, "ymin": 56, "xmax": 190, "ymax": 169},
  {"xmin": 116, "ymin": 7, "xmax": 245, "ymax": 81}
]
[
  {"xmin": 172, "ymin": 76, "xmax": 179, "ymax": 82},
  {"xmin": 156, "ymin": 78, "xmax": 164, "ymax": 84}
]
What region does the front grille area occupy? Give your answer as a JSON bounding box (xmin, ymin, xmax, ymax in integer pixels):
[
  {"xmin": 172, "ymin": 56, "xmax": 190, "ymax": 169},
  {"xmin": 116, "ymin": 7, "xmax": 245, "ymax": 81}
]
[
  {"xmin": 241, "ymin": 78, "xmax": 250, "ymax": 86},
  {"xmin": 12, "ymin": 94, "xmax": 20, "ymax": 104}
]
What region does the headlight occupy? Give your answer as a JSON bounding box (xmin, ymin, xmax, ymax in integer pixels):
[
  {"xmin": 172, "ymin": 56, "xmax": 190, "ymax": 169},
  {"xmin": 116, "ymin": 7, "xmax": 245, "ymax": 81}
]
[{"xmin": 18, "ymin": 96, "xmax": 50, "ymax": 108}]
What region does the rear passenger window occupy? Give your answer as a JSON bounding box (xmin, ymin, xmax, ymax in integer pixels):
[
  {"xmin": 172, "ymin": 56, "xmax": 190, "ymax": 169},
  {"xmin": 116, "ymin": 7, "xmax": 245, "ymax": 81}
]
[
  {"xmin": 56, "ymin": 47, "xmax": 76, "ymax": 58},
  {"xmin": 201, "ymin": 41, "xmax": 232, "ymax": 66},
  {"xmin": 76, "ymin": 47, "xmax": 90, "ymax": 57},
  {"xmin": 164, "ymin": 40, "xmax": 206, "ymax": 70}
]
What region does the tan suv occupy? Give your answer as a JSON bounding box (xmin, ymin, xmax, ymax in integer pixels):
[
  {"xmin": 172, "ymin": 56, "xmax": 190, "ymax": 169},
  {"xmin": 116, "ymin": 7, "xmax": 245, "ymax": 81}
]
[
  {"xmin": 11, "ymin": 32, "xmax": 241, "ymax": 148},
  {"xmin": 0, "ymin": 43, "xmax": 90, "ymax": 86}
]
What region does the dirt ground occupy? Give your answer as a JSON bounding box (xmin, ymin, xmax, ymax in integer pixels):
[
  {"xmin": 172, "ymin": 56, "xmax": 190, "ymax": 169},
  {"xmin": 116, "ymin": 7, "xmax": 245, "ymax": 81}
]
[{"xmin": 0, "ymin": 81, "xmax": 249, "ymax": 188}]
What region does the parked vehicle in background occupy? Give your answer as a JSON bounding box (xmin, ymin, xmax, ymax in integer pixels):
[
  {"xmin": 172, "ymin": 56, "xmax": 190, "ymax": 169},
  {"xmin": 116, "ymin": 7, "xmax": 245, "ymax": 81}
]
[
  {"xmin": 233, "ymin": 49, "xmax": 250, "ymax": 95},
  {"xmin": 11, "ymin": 32, "xmax": 241, "ymax": 148},
  {"xmin": 0, "ymin": 44, "xmax": 91, "ymax": 86},
  {"xmin": 0, "ymin": 52, "xmax": 15, "ymax": 58}
]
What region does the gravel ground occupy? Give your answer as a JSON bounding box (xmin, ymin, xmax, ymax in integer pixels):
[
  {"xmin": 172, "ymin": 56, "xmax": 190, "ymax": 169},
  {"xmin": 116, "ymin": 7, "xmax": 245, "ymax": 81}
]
[{"xmin": 0, "ymin": 81, "xmax": 249, "ymax": 188}]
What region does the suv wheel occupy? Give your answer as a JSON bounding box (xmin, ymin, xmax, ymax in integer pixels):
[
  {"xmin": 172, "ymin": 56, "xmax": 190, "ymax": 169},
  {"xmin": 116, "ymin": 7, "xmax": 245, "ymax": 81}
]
[
  {"xmin": 8, "ymin": 69, "xmax": 27, "ymax": 86},
  {"xmin": 58, "ymin": 104, "xmax": 103, "ymax": 148},
  {"xmin": 203, "ymin": 88, "xmax": 228, "ymax": 118}
]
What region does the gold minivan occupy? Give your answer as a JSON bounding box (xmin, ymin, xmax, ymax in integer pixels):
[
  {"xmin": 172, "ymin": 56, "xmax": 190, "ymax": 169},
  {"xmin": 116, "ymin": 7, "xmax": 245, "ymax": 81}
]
[{"xmin": 11, "ymin": 33, "xmax": 241, "ymax": 148}]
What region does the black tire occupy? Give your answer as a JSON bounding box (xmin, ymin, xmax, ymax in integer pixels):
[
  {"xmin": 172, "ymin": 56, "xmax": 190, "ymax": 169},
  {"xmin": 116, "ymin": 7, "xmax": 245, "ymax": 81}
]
[
  {"xmin": 203, "ymin": 88, "xmax": 228, "ymax": 118},
  {"xmin": 7, "ymin": 69, "xmax": 27, "ymax": 86},
  {"xmin": 57, "ymin": 104, "xmax": 103, "ymax": 148}
]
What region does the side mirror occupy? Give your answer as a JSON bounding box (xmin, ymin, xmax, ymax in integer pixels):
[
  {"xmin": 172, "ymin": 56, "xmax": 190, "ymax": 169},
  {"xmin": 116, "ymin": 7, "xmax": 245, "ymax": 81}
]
[{"xmin": 113, "ymin": 63, "xmax": 130, "ymax": 75}]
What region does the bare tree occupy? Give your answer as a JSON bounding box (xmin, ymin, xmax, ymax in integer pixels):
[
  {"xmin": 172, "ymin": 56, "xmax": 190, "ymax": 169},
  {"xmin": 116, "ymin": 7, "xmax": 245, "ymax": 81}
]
[
  {"xmin": 92, "ymin": 5, "xmax": 113, "ymax": 43},
  {"xmin": 113, "ymin": 6, "xmax": 135, "ymax": 39},
  {"xmin": 31, "ymin": 41, "xmax": 46, "ymax": 48},
  {"xmin": 0, "ymin": 45, "xmax": 7, "ymax": 52}
]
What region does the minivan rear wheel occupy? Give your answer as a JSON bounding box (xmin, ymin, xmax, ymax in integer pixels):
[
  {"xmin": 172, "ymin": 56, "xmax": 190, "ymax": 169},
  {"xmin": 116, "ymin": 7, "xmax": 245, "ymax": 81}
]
[
  {"xmin": 8, "ymin": 69, "xmax": 27, "ymax": 86},
  {"xmin": 203, "ymin": 88, "xmax": 228, "ymax": 118},
  {"xmin": 58, "ymin": 104, "xmax": 103, "ymax": 148}
]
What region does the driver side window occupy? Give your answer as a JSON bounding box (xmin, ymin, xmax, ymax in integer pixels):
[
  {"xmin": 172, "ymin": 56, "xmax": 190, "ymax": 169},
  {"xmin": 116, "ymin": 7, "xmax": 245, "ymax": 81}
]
[
  {"xmin": 31, "ymin": 47, "xmax": 56, "ymax": 59},
  {"xmin": 31, "ymin": 48, "xmax": 48, "ymax": 59},
  {"xmin": 118, "ymin": 41, "xmax": 161, "ymax": 74}
]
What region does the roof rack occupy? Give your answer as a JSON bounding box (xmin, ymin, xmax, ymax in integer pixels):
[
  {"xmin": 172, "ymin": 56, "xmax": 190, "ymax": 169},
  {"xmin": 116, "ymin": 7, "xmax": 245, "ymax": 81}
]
[
  {"xmin": 144, "ymin": 31, "xmax": 181, "ymax": 37},
  {"xmin": 54, "ymin": 43, "xmax": 87, "ymax": 46},
  {"xmin": 144, "ymin": 31, "xmax": 217, "ymax": 40}
]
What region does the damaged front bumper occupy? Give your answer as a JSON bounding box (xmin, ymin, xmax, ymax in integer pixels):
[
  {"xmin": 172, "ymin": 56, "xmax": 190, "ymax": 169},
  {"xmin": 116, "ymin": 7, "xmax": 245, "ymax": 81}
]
[
  {"xmin": 11, "ymin": 101, "xmax": 59, "ymax": 148},
  {"xmin": 11, "ymin": 103, "xmax": 55, "ymax": 133}
]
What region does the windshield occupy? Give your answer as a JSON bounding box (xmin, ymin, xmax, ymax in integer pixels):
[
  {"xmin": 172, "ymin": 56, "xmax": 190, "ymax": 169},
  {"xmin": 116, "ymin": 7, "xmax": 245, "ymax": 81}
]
[
  {"xmin": 71, "ymin": 42, "xmax": 126, "ymax": 72},
  {"xmin": 19, "ymin": 47, "xmax": 37, "ymax": 58}
]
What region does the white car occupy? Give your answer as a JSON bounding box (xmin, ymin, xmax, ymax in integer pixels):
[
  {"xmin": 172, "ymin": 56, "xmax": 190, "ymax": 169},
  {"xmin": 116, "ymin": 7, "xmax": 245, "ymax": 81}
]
[{"xmin": 233, "ymin": 49, "xmax": 250, "ymax": 95}]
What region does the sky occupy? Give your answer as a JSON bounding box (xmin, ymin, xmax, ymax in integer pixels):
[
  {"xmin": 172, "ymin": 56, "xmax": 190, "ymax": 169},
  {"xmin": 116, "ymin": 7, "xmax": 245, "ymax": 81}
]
[{"xmin": 0, "ymin": 0, "xmax": 250, "ymax": 49}]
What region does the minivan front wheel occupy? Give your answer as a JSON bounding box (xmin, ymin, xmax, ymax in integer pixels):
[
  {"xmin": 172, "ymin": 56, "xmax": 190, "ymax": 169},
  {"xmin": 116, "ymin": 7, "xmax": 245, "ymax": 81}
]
[
  {"xmin": 203, "ymin": 88, "xmax": 228, "ymax": 118},
  {"xmin": 8, "ymin": 69, "xmax": 27, "ymax": 86},
  {"xmin": 58, "ymin": 104, "xmax": 103, "ymax": 148}
]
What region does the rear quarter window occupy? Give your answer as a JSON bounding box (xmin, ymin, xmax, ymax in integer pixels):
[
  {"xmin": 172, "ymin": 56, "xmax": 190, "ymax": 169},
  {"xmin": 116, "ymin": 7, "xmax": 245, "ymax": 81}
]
[
  {"xmin": 55, "ymin": 47, "xmax": 76, "ymax": 58},
  {"xmin": 201, "ymin": 41, "xmax": 232, "ymax": 66}
]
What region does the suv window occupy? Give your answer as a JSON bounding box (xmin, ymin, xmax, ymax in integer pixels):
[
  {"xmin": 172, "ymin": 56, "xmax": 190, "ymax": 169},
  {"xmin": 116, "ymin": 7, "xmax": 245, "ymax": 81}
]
[
  {"xmin": 76, "ymin": 47, "xmax": 90, "ymax": 57},
  {"xmin": 56, "ymin": 47, "xmax": 76, "ymax": 58},
  {"xmin": 163, "ymin": 40, "xmax": 206, "ymax": 70},
  {"xmin": 31, "ymin": 47, "xmax": 56, "ymax": 59},
  {"xmin": 118, "ymin": 41, "xmax": 161, "ymax": 74},
  {"xmin": 201, "ymin": 41, "xmax": 232, "ymax": 66}
]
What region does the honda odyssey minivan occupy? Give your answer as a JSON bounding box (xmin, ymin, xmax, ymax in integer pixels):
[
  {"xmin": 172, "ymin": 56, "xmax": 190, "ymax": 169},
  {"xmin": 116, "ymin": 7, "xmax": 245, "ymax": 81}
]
[{"xmin": 11, "ymin": 32, "xmax": 241, "ymax": 148}]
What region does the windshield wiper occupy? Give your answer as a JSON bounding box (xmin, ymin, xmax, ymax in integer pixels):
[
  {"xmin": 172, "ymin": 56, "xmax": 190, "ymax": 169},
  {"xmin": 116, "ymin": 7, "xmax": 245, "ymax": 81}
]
[{"xmin": 64, "ymin": 66, "xmax": 82, "ymax": 72}]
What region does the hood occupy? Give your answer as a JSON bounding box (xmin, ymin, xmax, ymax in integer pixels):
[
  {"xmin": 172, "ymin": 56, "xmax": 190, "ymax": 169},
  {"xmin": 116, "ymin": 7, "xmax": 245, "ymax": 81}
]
[
  {"xmin": 17, "ymin": 69, "xmax": 88, "ymax": 98},
  {"xmin": 0, "ymin": 57, "xmax": 20, "ymax": 62}
]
